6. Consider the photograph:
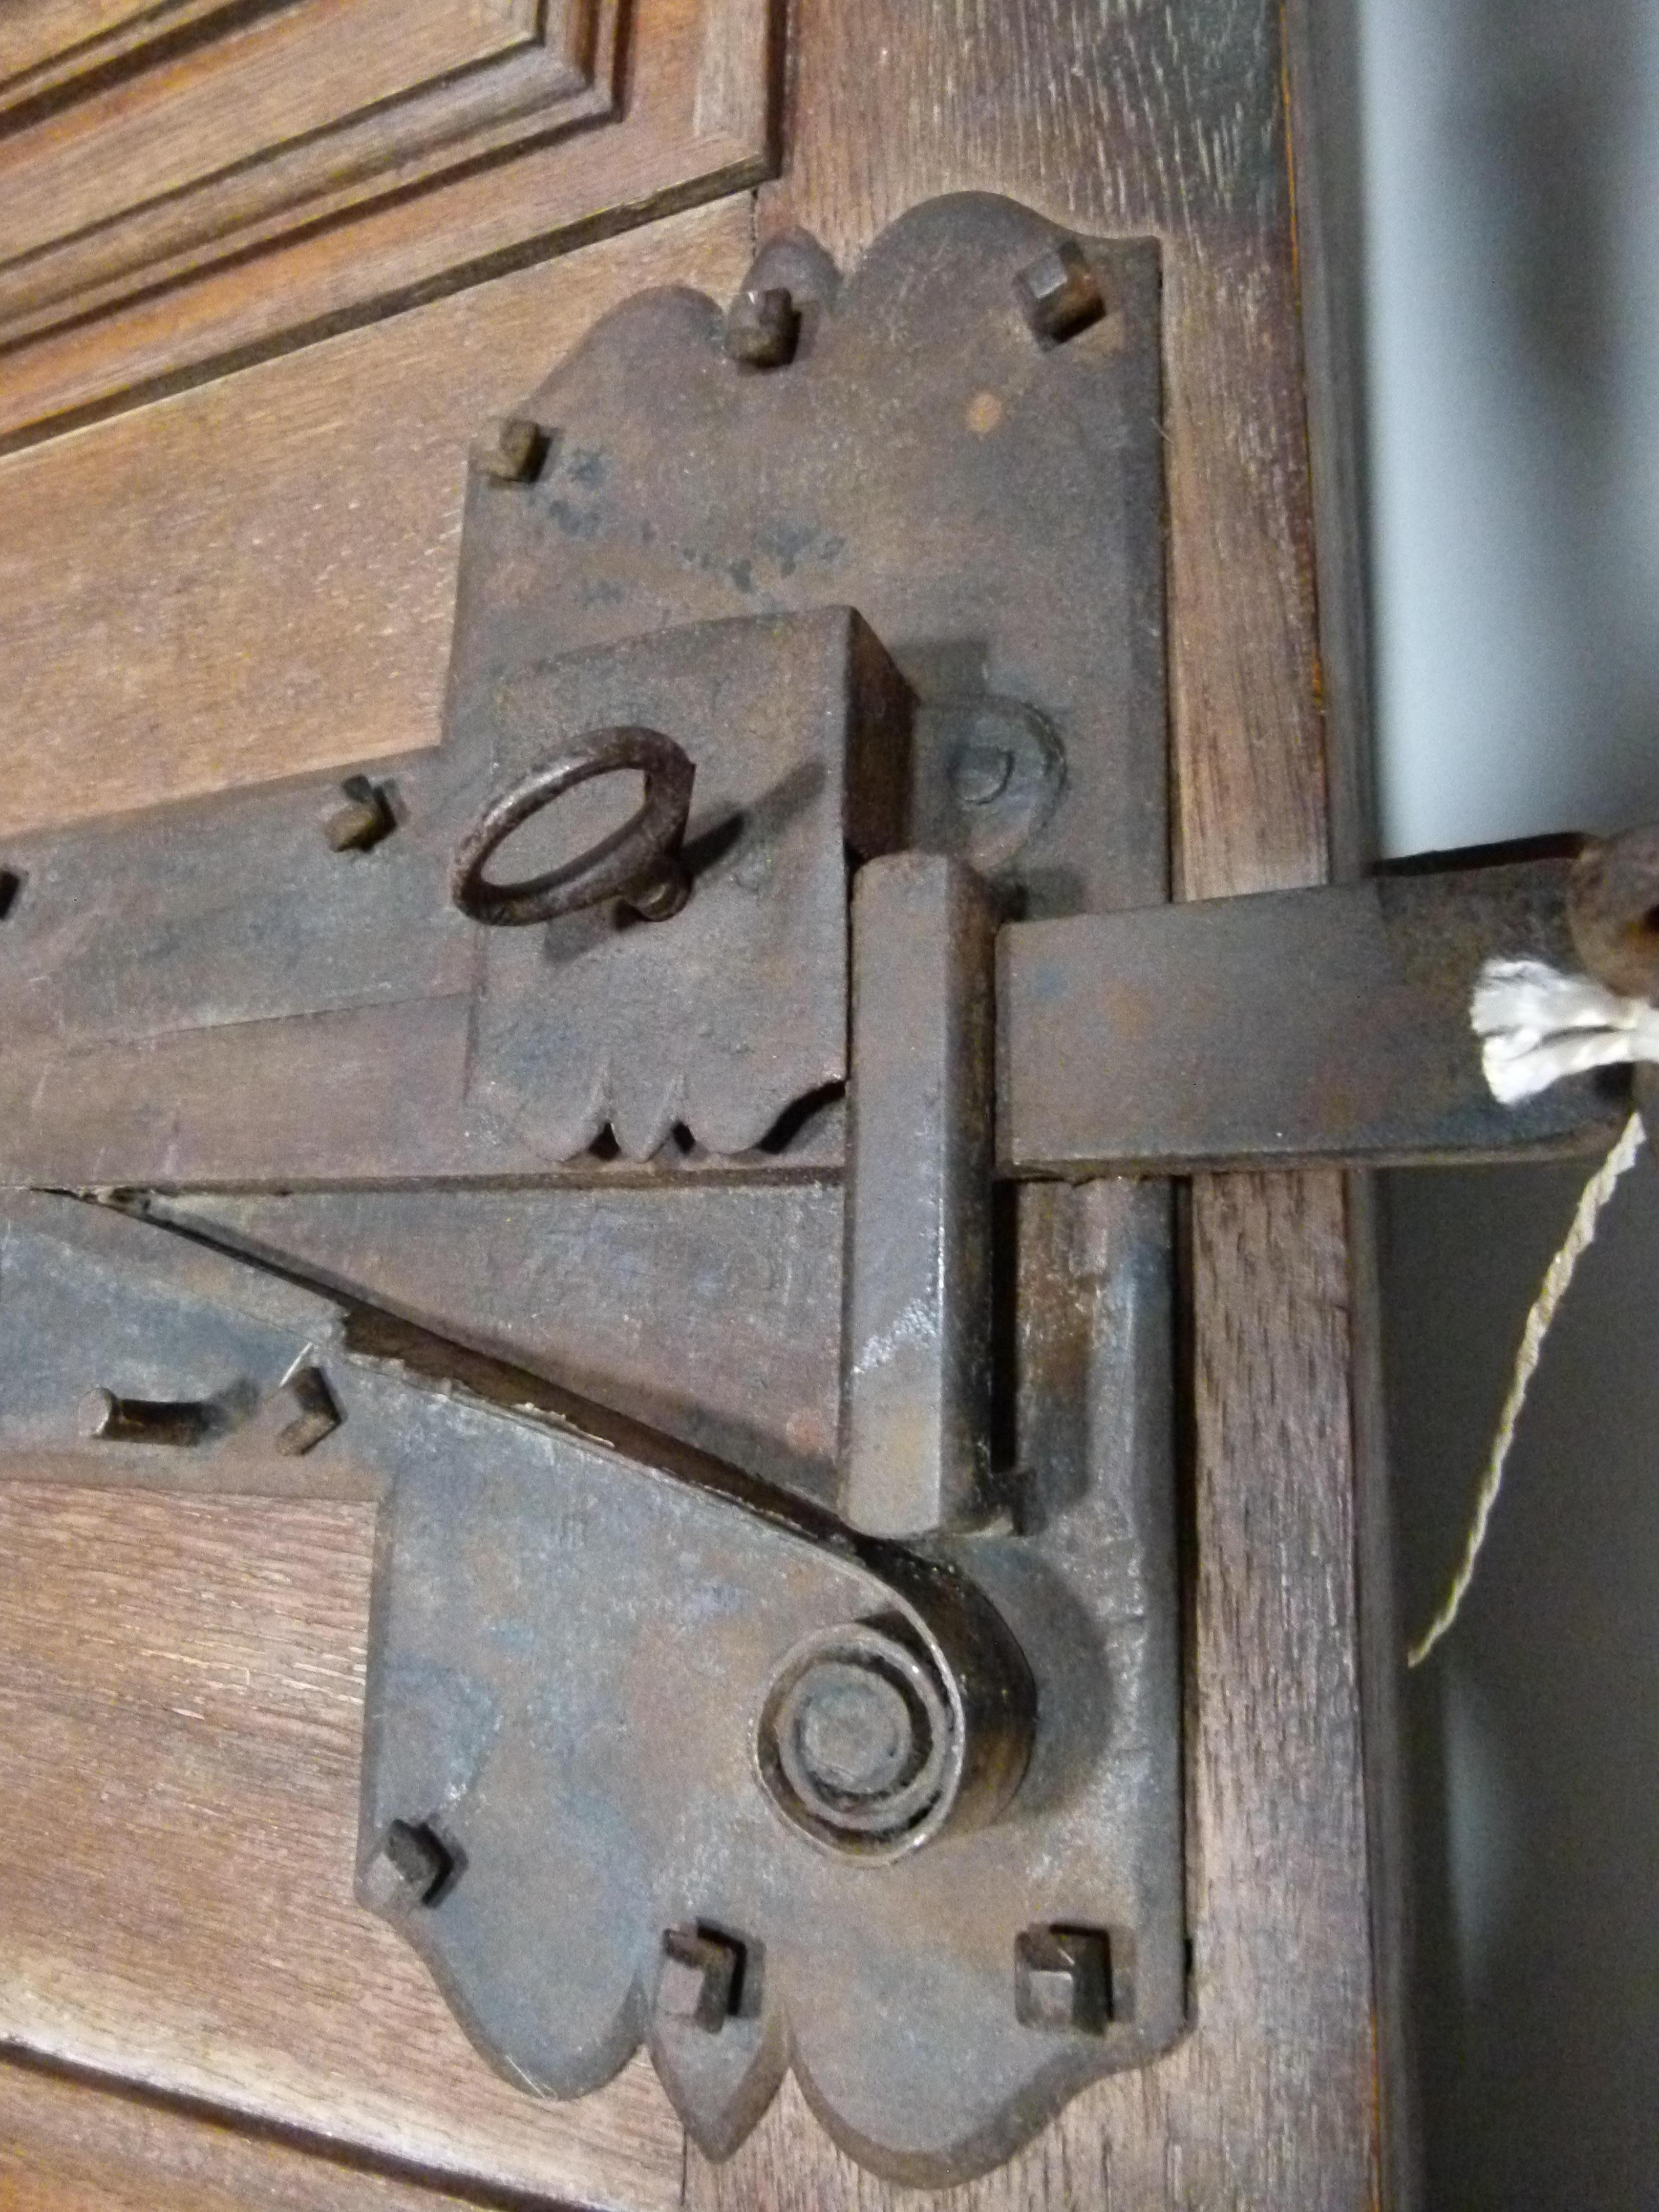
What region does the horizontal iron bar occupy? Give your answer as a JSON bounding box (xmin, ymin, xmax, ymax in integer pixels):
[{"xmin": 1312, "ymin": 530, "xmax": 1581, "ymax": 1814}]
[
  {"xmin": 998, "ymin": 854, "xmax": 1630, "ymax": 1175},
  {"xmin": 0, "ymin": 846, "xmax": 1630, "ymax": 1189}
]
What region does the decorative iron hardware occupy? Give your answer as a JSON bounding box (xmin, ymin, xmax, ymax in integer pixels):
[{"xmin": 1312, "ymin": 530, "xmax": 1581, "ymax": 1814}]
[
  {"xmin": 0, "ymin": 193, "xmax": 1653, "ymax": 2185},
  {"xmin": 450, "ymin": 725, "xmax": 697, "ymax": 927}
]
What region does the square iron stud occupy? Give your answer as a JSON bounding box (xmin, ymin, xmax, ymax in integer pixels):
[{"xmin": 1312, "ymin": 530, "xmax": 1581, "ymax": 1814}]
[
  {"xmin": 1014, "ymin": 1925, "xmax": 1111, "ymax": 2034},
  {"xmin": 656, "ymin": 1926, "xmax": 742, "ymax": 2033},
  {"xmin": 323, "ymin": 775, "xmax": 397, "ymax": 855},
  {"xmin": 273, "ymin": 1358, "xmax": 343, "ymax": 1456},
  {"xmin": 1014, "ymin": 240, "xmax": 1105, "ymax": 345},
  {"xmin": 363, "ymin": 1818, "xmax": 453, "ymax": 1910},
  {"xmin": 475, "ymin": 414, "xmax": 551, "ymax": 482},
  {"xmin": 725, "ymin": 286, "xmax": 800, "ymax": 368}
]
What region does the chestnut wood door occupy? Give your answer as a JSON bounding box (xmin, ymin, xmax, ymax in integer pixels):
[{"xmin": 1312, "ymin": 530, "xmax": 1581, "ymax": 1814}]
[{"xmin": 0, "ymin": 2, "xmax": 1405, "ymax": 2205}]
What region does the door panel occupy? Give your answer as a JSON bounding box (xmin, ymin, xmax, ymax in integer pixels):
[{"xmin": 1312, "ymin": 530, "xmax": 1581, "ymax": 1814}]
[
  {"xmin": 0, "ymin": 0, "xmax": 772, "ymax": 449},
  {"xmin": 0, "ymin": 1484, "xmax": 685, "ymax": 2209},
  {"xmin": 0, "ymin": 0, "xmax": 1393, "ymax": 2203},
  {"xmin": 0, "ymin": 199, "xmax": 754, "ymax": 841},
  {"xmin": 0, "ymin": 2053, "xmax": 497, "ymax": 2212}
]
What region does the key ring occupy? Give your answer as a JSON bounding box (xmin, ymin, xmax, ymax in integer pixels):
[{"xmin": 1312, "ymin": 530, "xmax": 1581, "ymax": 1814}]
[{"xmin": 450, "ymin": 727, "xmax": 695, "ymax": 927}]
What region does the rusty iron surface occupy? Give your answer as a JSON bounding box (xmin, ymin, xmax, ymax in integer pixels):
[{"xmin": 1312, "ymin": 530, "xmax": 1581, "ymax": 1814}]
[
  {"xmin": 1000, "ymin": 853, "xmax": 1637, "ymax": 1175},
  {"xmin": 841, "ymin": 854, "xmax": 998, "ymax": 1537},
  {"xmin": 449, "ymin": 196, "xmax": 1168, "ymax": 928},
  {"xmin": 0, "ymin": 194, "xmax": 1165, "ymax": 1191},
  {"xmin": 0, "ymin": 608, "xmax": 909, "ymax": 1178},
  {"xmin": 146, "ymin": 1182, "xmax": 847, "ymax": 1505},
  {"xmin": 1, "ymin": 838, "xmax": 1636, "ymax": 1192},
  {"xmin": 457, "ymin": 607, "xmax": 910, "ymax": 1162},
  {"xmin": 449, "ymin": 722, "xmax": 697, "ymax": 927},
  {"xmin": 1568, "ymin": 822, "xmax": 1659, "ymax": 1002},
  {"xmin": 0, "ymin": 1187, "xmax": 1182, "ymax": 2185}
]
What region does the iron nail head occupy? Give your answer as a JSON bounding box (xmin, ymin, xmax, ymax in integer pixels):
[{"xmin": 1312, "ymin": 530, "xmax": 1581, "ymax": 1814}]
[
  {"xmin": 363, "ymin": 1819, "xmax": 452, "ymax": 1910},
  {"xmin": 323, "ymin": 776, "xmax": 396, "ymax": 855},
  {"xmin": 656, "ymin": 1927, "xmax": 741, "ymax": 2033},
  {"xmin": 1014, "ymin": 1925, "xmax": 1111, "ymax": 2034},
  {"xmin": 273, "ymin": 1359, "xmax": 342, "ymax": 1457},
  {"xmin": 1014, "ymin": 240, "xmax": 1105, "ymax": 345},
  {"xmin": 476, "ymin": 414, "xmax": 550, "ymax": 482},
  {"xmin": 726, "ymin": 287, "xmax": 800, "ymax": 368}
]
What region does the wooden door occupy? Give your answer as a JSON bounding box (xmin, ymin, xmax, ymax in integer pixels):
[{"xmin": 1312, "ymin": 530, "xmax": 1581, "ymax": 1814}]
[{"xmin": 0, "ymin": 2, "xmax": 1405, "ymax": 2204}]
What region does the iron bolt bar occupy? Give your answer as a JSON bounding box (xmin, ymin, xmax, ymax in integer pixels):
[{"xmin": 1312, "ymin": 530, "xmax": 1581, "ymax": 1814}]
[{"xmin": 840, "ymin": 854, "xmax": 998, "ymax": 1538}]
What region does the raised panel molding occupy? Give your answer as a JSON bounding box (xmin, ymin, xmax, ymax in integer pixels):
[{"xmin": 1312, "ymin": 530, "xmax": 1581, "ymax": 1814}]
[
  {"xmin": 0, "ymin": 0, "xmax": 775, "ymax": 446},
  {"xmin": 0, "ymin": 1, "xmax": 282, "ymax": 118}
]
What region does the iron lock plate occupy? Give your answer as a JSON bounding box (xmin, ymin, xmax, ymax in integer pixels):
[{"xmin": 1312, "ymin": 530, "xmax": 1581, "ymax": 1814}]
[
  {"xmin": 0, "ymin": 194, "xmax": 1188, "ymax": 2186},
  {"xmin": 0, "ymin": 193, "xmax": 1166, "ymax": 1189},
  {"xmin": 0, "ymin": 192, "xmax": 1646, "ymax": 2188}
]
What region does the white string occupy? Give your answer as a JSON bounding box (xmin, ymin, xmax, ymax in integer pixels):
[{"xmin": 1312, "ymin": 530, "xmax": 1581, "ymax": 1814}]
[
  {"xmin": 1407, "ymin": 1107, "xmax": 1647, "ymax": 1667},
  {"xmin": 1472, "ymin": 958, "xmax": 1659, "ymax": 1103},
  {"xmin": 1408, "ymin": 954, "xmax": 1656, "ymax": 1668}
]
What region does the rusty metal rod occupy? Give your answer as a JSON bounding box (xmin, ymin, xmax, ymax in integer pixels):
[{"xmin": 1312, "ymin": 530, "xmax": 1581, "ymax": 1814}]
[
  {"xmin": 998, "ymin": 854, "xmax": 1634, "ymax": 1177},
  {"xmin": 839, "ymin": 854, "xmax": 998, "ymax": 1537}
]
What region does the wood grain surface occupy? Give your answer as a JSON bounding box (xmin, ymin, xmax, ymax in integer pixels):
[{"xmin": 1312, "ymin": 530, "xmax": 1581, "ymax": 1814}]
[
  {"xmin": 0, "ymin": 2053, "xmax": 537, "ymax": 2212},
  {"xmin": 0, "ymin": 0, "xmax": 1395, "ymax": 2203},
  {"xmin": 0, "ymin": 1483, "xmax": 683, "ymax": 2210},
  {"xmin": 0, "ymin": 0, "xmax": 573, "ymax": 279},
  {"xmin": 0, "ymin": 197, "xmax": 756, "ymax": 841},
  {"xmin": 0, "ymin": 0, "xmax": 772, "ymax": 450},
  {"xmin": 0, "ymin": 2, "xmax": 247, "ymax": 111}
]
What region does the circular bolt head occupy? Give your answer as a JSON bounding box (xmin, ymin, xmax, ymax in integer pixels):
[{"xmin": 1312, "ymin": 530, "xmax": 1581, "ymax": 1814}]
[
  {"xmin": 726, "ymin": 286, "xmax": 799, "ymax": 368},
  {"xmin": 1014, "ymin": 1926, "xmax": 1110, "ymax": 2035},
  {"xmin": 757, "ymin": 1619, "xmax": 958, "ymax": 1858},
  {"xmin": 362, "ymin": 1818, "xmax": 452, "ymax": 1910},
  {"xmin": 789, "ymin": 1659, "xmax": 918, "ymax": 1800},
  {"xmin": 950, "ymin": 741, "xmax": 1016, "ymax": 809},
  {"xmin": 655, "ymin": 1927, "xmax": 741, "ymax": 2034},
  {"xmin": 1014, "ymin": 240, "xmax": 1105, "ymax": 345}
]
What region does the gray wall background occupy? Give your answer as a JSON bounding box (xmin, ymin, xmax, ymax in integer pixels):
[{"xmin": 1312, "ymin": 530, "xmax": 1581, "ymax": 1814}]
[{"xmin": 1360, "ymin": 0, "xmax": 1659, "ymax": 2203}]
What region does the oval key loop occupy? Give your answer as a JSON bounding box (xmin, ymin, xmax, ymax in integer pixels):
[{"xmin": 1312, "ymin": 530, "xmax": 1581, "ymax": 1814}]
[{"xmin": 451, "ymin": 727, "xmax": 695, "ymax": 927}]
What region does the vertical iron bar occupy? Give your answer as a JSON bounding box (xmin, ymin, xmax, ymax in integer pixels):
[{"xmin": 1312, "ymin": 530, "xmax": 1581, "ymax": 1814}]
[{"xmin": 840, "ymin": 853, "xmax": 997, "ymax": 1536}]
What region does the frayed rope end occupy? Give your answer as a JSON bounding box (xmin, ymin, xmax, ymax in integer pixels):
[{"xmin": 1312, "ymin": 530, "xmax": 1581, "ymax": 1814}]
[{"xmin": 1472, "ymin": 956, "xmax": 1659, "ymax": 1105}]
